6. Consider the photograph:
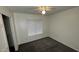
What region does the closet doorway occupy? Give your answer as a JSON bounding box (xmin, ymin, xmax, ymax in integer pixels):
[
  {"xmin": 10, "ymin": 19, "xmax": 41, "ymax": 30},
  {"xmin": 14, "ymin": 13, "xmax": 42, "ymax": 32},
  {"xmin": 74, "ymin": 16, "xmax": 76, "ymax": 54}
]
[{"xmin": 2, "ymin": 14, "xmax": 15, "ymax": 52}]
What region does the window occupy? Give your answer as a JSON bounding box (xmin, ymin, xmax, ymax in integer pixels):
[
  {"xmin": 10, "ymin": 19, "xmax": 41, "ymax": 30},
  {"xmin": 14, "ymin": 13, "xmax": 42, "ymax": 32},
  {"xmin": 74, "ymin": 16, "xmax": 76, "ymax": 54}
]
[{"xmin": 27, "ymin": 20, "xmax": 43, "ymax": 36}]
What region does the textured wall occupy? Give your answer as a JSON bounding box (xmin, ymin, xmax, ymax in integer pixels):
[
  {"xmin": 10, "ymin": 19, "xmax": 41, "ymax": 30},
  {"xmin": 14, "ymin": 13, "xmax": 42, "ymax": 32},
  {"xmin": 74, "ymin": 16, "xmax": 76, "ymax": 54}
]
[
  {"xmin": 13, "ymin": 13, "xmax": 48, "ymax": 45},
  {"xmin": 49, "ymin": 7, "xmax": 79, "ymax": 51}
]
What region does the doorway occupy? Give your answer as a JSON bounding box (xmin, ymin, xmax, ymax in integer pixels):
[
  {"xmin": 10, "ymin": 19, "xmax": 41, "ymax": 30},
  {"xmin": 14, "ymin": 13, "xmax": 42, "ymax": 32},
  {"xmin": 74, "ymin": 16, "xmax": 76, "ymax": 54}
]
[{"xmin": 2, "ymin": 14, "xmax": 15, "ymax": 52}]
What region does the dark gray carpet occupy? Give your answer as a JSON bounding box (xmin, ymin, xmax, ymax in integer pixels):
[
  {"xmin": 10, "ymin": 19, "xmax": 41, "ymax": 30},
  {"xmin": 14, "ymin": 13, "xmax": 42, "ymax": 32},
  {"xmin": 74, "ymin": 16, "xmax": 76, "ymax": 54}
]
[{"xmin": 18, "ymin": 37, "xmax": 77, "ymax": 52}]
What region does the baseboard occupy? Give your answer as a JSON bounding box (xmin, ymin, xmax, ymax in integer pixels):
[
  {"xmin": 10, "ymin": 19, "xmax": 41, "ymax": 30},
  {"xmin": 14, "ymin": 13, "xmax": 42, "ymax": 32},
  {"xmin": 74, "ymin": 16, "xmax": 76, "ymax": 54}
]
[{"xmin": 49, "ymin": 36, "xmax": 78, "ymax": 52}]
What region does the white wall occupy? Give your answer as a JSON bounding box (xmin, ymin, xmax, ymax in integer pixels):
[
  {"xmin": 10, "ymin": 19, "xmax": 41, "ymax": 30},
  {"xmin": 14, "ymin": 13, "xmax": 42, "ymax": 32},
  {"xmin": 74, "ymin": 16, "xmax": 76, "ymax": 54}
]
[
  {"xmin": 49, "ymin": 7, "xmax": 79, "ymax": 51},
  {"xmin": 0, "ymin": 7, "xmax": 18, "ymax": 51},
  {"xmin": 13, "ymin": 13, "xmax": 48, "ymax": 45}
]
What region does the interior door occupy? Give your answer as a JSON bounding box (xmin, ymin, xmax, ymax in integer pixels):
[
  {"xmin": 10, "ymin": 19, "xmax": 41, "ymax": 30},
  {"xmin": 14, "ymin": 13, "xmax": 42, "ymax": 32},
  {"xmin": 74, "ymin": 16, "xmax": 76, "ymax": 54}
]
[{"xmin": 0, "ymin": 14, "xmax": 9, "ymax": 52}]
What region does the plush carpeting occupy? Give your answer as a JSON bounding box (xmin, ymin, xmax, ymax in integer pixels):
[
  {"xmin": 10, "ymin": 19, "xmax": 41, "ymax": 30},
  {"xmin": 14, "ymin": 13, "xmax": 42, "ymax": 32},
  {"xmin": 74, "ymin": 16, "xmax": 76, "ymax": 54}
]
[{"xmin": 18, "ymin": 37, "xmax": 77, "ymax": 52}]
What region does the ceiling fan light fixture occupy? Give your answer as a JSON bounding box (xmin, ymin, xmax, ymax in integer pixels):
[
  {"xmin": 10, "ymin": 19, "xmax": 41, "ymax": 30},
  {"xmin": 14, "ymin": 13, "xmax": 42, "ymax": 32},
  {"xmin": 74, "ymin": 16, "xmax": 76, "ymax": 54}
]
[
  {"xmin": 36, "ymin": 6, "xmax": 51, "ymax": 15},
  {"xmin": 42, "ymin": 10, "xmax": 46, "ymax": 15}
]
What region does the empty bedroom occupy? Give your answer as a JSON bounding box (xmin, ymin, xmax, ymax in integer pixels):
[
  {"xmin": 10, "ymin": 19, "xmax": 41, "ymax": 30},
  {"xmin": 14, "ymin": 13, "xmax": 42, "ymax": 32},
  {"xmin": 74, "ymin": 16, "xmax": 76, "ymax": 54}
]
[{"xmin": 0, "ymin": 6, "xmax": 79, "ymax": 52}]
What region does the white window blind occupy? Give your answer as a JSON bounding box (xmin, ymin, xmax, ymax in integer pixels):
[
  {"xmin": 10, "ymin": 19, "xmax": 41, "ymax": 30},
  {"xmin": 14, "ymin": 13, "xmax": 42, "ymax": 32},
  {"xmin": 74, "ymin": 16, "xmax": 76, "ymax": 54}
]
[{"xmin": 27, "ymin": 20, "xmax": 43, "ymax": 36}]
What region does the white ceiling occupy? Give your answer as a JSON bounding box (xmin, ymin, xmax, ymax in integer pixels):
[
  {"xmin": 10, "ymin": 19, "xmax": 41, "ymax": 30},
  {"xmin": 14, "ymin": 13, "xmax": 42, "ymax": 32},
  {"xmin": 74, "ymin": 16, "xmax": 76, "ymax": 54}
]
[{"xmin": 6, "ymin": 6, "xmax": 76, "ymax": 15}]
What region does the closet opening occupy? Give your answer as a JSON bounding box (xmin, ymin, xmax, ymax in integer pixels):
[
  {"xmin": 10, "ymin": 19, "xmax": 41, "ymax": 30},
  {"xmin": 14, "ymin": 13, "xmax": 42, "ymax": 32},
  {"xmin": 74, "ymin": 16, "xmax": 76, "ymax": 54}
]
[{"xmin": 2, "ymin": 14, "xmax": 15, "ymax": 52}]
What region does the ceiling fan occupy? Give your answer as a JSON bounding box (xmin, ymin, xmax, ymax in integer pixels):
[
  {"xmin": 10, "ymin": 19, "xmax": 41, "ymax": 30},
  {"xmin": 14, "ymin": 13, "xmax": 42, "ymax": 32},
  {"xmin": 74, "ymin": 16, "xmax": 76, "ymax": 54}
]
[{"xmin": 35, "ymin": 6, "xmax": 52, "ymax": 15}]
